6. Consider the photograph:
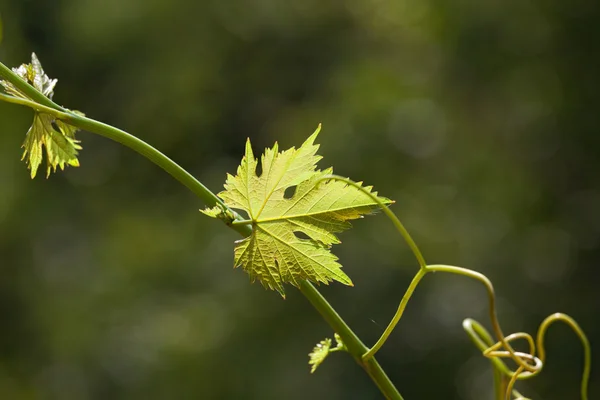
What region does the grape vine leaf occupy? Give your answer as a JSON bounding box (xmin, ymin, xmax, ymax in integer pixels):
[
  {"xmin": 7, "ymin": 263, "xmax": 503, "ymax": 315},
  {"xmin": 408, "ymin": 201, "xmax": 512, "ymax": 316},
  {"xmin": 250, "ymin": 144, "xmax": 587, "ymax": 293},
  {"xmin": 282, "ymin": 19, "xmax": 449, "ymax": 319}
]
[
  {"xmin": 0, "ymin": 53, "xmax": 83, "ymax": 178},
  {"xmin": 308, "ymin": 338, "xmax": 332, "ymax": 373},
  {"xmin": 308, "ymin": 333, "xmax": 344, "ymax": 373},
  {"xmin": 202, "ymin": 125, "xmax": 393, "ymax": 296}
]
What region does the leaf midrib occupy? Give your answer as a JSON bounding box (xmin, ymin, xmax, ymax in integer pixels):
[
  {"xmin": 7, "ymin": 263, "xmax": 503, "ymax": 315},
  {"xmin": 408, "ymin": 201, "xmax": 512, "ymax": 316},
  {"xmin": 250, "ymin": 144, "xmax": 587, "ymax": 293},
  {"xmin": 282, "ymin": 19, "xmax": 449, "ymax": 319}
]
[{"xmin": 254, "ymin": 202, "xmax": 379, "ymax": 224}]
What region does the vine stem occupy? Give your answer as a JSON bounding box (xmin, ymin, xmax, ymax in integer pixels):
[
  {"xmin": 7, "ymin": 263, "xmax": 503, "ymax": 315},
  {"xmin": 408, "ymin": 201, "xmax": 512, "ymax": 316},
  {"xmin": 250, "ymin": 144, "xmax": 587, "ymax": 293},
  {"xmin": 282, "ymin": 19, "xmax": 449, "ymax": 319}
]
[
  {"xmin": 0, "ymin": 60, "xmax": 403, "ymax": 400},
  {"xmin": 463, "ymin": 319, "xmax": 508, "ymax": 400}
]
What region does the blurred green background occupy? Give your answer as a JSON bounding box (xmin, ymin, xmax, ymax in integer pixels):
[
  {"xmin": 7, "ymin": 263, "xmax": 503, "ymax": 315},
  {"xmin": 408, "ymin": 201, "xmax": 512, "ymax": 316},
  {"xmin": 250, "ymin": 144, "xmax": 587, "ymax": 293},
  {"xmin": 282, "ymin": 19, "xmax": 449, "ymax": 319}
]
[{"xmin": 0, "ymin": 1, "xmax": 598, "ymax": 399}]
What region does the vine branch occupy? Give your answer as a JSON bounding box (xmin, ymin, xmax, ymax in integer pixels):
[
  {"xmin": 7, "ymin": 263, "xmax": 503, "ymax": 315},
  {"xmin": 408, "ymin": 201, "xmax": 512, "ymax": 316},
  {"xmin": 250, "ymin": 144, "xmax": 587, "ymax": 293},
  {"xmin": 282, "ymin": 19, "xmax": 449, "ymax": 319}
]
[
  {"xmin": 0, "ymin": 59, "xmax": 403, "ymax": 400},
  {"xmin": 1, "ymin": 55, "xmax": 591, "ymax": 400}
]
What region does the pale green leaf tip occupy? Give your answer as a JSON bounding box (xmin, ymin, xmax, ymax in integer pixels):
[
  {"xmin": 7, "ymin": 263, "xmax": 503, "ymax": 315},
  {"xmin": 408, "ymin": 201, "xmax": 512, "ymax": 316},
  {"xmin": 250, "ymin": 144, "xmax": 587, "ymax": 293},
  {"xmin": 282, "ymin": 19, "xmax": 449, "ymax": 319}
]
[
  {"xmin": 244, "ymin": 137, "xmax": 254, "ymax": 158},
  {"xmin": 304, "ymin": 123, "xmax": 322, "ymax": 146},
  {"xmin": 334, "ymin": 333, "xmax": 344, "ymax": 348},
  {"xmin": 269, "ymin": 281, "xmax": 286, "ymax": 298}
]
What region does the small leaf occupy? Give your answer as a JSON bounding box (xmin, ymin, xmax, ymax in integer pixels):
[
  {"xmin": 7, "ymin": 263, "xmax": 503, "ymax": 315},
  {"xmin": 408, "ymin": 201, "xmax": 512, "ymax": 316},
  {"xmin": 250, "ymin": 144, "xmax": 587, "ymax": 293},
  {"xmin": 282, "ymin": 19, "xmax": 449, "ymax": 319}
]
[
  {"xmin": 1, "ymin": 53, "xmax": 83, "ymax": 178},
  {"xmin": 206, "ymin": 125, "xmax": 393, "ymax": 296},
  {"xmin": 308, "ymin": 338, "xmax": 332, "ymax": 373},
  {"xmin": 200, "ymin": 205, "xmax": 236, "ymax": 224},
  {"xmin": 201, "ymin": 206, "xmax": 225, "ymax": 218},
  {"xmin": 21, "ymin": 113, "xmax": 82, "ymax": 178}
]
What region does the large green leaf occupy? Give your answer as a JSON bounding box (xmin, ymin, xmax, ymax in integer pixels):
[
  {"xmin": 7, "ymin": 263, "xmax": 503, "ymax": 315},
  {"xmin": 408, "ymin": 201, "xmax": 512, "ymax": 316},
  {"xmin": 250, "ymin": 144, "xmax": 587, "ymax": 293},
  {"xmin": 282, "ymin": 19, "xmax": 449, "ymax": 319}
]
[{"xmin": 203, "ymin": 126, "xmax": 393, "ymax": 296}]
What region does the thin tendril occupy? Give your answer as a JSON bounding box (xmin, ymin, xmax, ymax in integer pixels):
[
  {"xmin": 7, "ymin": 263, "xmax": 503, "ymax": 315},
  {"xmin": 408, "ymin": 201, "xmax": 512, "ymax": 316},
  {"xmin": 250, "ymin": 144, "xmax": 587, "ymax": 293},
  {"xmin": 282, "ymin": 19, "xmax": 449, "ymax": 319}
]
[
  {"xmin": 315, "ymin": 175, "xmax": 590, "ymax": 400},
  {"xmin": 315, "ymin": 174, "xmax": 427, "ymax": 361},
  {"xmin": 537, "ymin": 313, "xmax": 591, "ymax": 400},
  {"xmin": 464, "ymin": 313, "xmax": 591, "ymax": 400},
  {"xmin": 316, "ymin": 175, "xmax": 540, "ymax": 372},
  {"xmin": 506, "ymin": 366, "xmax": 524, "ymax": 400},
  {"xmin": 426, "ymin": 265, "xmax": 538, "ymax": 375},
  {"xmin": 316, "ymin": 175, "xmax": 426, "ymax": 270}
]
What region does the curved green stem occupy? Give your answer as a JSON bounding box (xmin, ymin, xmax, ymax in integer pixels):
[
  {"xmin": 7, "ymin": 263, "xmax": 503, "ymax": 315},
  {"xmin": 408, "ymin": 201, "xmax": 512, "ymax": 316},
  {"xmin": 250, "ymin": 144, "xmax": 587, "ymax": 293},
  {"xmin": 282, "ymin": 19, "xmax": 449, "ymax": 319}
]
[
  {"xmin": 316, "ymin": 175, "xmax": 428, "ymax": 361},
  {"xmin": 231, "ymin": 219, "xmax": 253, "ymax": 226},
  {"xmin": 76, "ymin": 115, "xmax": 403, "ymax": 399},
  {"xmin": 464, "ymin": 312, "xmax": 591, "ymax": 400},
  {"xmin": 318, "ymin": 175, "xmax": 427, "ymax": 270},
  {"xmin": 463, "ymin": 319, "xmax": 507, "ymax": 400},
  {"xmin": 363, "ymin": 268, "xmax": 427, "ymax": 360},
  {"xmin": 299, "ymin": 281, "xmax": 402, "ymax": 399},
  {"xmin": 464, "ymin": 319, "xmax": 539, "ymax": 382},
  {"xmin": 0, "ymin": 93, "xmax": 69, "ymax": 116},
  {"xmin": 0, "ymin": 62, "xmax": 403, "ymax": 400},
  {"xmin": 68, "ymin": 112, "xmax": 249, "ymax": 230},
  {"xmin": 0, "ymin": 61, "xmax": 65, "ymax": 111},
  {"xmin": 537, "ymin": 313, "xmax": 591, "ymax": 400},
  {"xmin": 315, "ymin": 176, "xmax": 590, "ymax": 400},
  {"xmin": 426, "ymin": 265, "xmax": 538, "ymax": 375},
  {"xmin": 494, "ymin": 367, "xmax": 507, "ymax": 400}
]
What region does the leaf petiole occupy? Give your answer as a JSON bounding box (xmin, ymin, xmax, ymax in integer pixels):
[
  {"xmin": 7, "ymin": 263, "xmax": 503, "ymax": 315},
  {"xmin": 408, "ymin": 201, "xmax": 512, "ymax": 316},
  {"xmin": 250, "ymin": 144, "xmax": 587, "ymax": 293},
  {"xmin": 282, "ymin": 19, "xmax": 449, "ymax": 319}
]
[{"xmin": 231, "ymin": 219, "xmax": 253, "ymax": 226}]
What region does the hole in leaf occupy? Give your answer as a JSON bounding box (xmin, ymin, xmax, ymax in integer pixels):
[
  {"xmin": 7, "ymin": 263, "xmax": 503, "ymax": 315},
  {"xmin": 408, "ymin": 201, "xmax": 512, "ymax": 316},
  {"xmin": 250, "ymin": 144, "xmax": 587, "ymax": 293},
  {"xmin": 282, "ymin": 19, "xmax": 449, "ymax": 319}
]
[
  {"xmin": 236, "ymin": 210, "xmax": 250, "ymax": 220},
  {"xmin": 293, "ymin": 231, "xmax": 311, "ymax": 241},
  {"xmin": 284, "ymin": 185, "xmax": 297, "ymax": 199},
  {"xmin": 255, "ymin": 161, "xmax": 263, "ymax": 177},
  {"xmin": 51, "ymin": 120, "xmax": 60, "ymax": 132}
]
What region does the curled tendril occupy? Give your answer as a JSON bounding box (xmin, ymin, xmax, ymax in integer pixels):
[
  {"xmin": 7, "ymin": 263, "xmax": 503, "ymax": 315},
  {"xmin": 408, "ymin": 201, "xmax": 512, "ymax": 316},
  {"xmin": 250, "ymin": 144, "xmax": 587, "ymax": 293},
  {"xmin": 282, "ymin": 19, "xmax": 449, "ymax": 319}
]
[
  {"xmin": 464, "ymin": 313, "xmax": 591, "ymax": 400},
  {"xmin": 315, "ymin": 174, "xmax": 591, "ymax": 400}
]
